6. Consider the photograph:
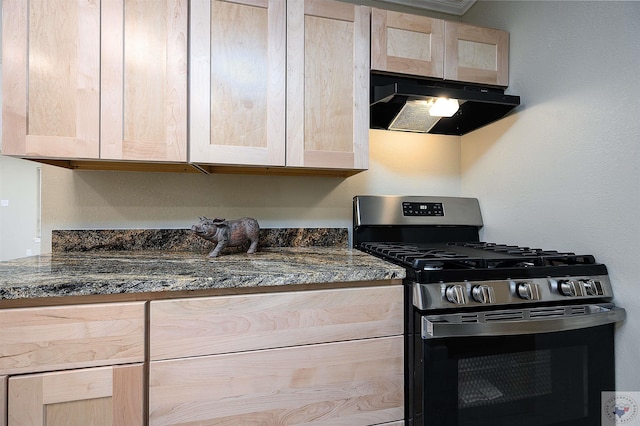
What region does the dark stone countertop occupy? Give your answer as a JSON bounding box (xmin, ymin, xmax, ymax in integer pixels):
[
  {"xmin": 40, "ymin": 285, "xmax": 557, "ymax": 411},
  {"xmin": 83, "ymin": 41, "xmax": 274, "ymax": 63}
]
[{"xmin": 0, "ymin": 247, "xmax": 405, "ymax": 304}]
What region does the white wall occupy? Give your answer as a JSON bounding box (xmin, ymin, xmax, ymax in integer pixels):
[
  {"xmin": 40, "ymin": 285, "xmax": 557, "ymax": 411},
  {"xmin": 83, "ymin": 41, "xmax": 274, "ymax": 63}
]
[
  {"xmin": 461, "ymin": 1, "xmax": 640, "ymax": 390},
  {"xmin": 40, "ymin": 130, "xmax": 462, "ymax": 248}
]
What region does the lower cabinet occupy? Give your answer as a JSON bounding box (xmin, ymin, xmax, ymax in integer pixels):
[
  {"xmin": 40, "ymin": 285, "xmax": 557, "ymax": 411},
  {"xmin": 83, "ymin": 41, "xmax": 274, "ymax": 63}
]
[
  {"xmin": 7, "ymin": 364, "xmax": 144, "ymax": 426},
  {"xmin": 0, "ymin": 302, "xmax": 146, "ymax": 426},
  {"xmin": 149, "ymin": 336, "xmax": 403, "ymax": 425},
  {"xmin": 0, "ymin": 285, "xmax": 403, "ymax": 425},
  {"xmin": 148, "ymin": 285, "xmax": 404, "ymax": 425}
]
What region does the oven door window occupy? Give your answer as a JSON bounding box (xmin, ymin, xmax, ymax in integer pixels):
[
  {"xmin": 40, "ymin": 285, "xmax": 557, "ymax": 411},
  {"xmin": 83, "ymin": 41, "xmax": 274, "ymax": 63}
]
[{"xmin": 415, "ymin": 324, "xmax": 615, "ymax": 426}]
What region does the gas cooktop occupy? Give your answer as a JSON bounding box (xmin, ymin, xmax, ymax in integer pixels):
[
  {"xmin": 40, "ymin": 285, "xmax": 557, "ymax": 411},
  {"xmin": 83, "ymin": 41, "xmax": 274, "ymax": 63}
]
[{"xmin": 358, "ymin": 241, "xmax": 608, "ymax": 282}]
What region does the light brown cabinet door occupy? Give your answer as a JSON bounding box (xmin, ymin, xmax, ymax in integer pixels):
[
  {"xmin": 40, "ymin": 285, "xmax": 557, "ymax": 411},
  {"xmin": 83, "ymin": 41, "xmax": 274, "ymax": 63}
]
[
  {"xmin": 8, "ymin": 364, "xmax": 144, "ymax": 426},
  {"xmin": 189, "ymin": 0, "xmax": 286, "ymax": 167},
  {"xmin": 371, "ymin": 8, "xmax": 445, "ymax": 79},
  {"xmin": 149, "ymin": 336, "xmax": 403, "ymax": 425},
  {"xmin": 2, "ymin": 0, "xmax": 100, "ymax": 158},
  {"xmin": 444, "ymin": 21, "xmax": 509, "ymax": 87},
  {"xmin": 101, "ymin": 0, "xmax": 188, "ymax": 162},
  {"xmin": 286, "ymin": 0, "xmax": 370, "ymax": 170}
]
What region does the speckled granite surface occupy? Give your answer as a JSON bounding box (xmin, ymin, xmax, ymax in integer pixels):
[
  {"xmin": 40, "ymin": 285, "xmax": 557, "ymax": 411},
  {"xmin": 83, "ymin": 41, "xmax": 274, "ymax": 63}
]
[
  {"xmin": 52, "ymin": 228, "xmax": 348, "ymax": 253},
  {"xmin": 0, "ymin": 248, "xmax": 405, "ymax": 302}
]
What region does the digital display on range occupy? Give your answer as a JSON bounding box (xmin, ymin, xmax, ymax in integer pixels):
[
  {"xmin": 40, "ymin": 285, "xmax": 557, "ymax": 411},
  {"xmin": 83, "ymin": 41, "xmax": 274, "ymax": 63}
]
[{"xmin": 402, "ymin": 202, "xmax": 444, "ymax": 216}]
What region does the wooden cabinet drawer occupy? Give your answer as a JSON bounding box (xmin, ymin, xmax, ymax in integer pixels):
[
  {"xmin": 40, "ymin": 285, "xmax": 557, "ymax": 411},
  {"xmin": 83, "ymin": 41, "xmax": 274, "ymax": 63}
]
[
  {"xmin": 149, "ymin": 336, "xmax": 404, "ymax": 425},
  {"xmin": 150, "ymin": 285, "xmax": 403, "ymax": 360},
  {"xmin": 0, "ymin": 302, "xmax": 145, "ymax": 375}
]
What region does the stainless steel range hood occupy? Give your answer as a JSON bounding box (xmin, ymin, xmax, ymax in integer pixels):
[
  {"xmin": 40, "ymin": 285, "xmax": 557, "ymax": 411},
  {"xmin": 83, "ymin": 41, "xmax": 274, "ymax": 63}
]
[{"xmin": 370, "ymin": 73, "xmax": 521, "ymax": 135}]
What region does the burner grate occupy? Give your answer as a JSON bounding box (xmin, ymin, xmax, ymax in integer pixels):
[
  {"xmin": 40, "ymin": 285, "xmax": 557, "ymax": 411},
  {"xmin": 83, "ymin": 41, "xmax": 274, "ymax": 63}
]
[{"xmin": 360, "ymin": 241, "xmax": 598, "ymax": 272}]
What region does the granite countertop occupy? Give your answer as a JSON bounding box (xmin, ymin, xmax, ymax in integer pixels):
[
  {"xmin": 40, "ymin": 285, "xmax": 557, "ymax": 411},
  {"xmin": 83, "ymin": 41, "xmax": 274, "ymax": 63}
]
[{"xmin": 0, "ymin": 247, "xmax": 405, "ymax": 303}]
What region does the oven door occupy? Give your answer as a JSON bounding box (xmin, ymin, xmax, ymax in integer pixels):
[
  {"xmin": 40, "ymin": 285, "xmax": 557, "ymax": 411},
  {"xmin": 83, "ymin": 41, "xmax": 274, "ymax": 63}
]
[{"xmin": 411, "ymin": 304, "xmax": 625, "ymax": 426}]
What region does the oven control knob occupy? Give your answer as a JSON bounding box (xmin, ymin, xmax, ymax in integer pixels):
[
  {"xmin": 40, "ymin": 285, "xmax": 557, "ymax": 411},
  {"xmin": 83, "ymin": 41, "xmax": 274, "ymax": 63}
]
[
  {"xmin": 558, "ymin": 280, "xmax": 578, "ymax": 297},
  {"xmin": 471, "ymin": 285, "xmax": 495, "ymax": 304},
  {"xmin": 580, "ymin": 279, "xmax": 603, "ymax": 296},
  {"xmin": 445, "ymin": 285, "xmax": 468, "ymax": 305},
  {"xmin": 516, "ymin": 282, "xmax": 542, "ymax": 300}
]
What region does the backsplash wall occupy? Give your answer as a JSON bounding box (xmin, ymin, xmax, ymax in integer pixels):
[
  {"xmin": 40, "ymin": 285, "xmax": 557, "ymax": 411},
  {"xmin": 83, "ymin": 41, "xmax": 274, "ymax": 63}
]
[{"xmin": 40, "ymin": 130, "xmax": 462, "ymax": 252}]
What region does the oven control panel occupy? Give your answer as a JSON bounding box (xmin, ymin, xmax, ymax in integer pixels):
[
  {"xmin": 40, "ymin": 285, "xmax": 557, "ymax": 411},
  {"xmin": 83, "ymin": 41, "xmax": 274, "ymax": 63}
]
[
  {"xmin": 402, "ymin": 202, "xmax": 444, "ymax": 216},
  {"xmin": 413, "ymin": 275, "xmax": 614, "ymax": 310}
]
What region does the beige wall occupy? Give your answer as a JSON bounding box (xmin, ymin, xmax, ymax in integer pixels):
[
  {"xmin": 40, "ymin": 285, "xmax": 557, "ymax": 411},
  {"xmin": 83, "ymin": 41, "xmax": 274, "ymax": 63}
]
[
  {"xmin": 461, "ymin": 1, "xmax": 640, "ymax": 390},
  {"xmin": 41, "ymin": 130, "xmax": 462, "ymax": 250}
]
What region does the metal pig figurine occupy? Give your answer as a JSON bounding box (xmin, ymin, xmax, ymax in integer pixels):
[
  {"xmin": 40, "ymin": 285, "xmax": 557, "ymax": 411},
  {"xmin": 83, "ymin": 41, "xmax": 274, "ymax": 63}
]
[{"xmin": 191, "ymin": 217, "xmax": 260, "ymax": 257}]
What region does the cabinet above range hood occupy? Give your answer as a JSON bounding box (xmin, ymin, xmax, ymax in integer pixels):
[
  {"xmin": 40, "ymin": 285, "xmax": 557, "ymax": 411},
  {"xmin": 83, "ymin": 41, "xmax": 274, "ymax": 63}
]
[{"xmin": 370, "ymin": 73, "xmax": 521, "ymax": 135}]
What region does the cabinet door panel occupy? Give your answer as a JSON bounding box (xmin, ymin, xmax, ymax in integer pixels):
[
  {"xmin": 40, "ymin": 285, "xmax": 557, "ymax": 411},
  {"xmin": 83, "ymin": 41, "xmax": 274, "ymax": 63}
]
[
  {"xmin": 190, "ymin": 0, "xmax": 286, "ymax": 166},
  {"xmin": 149, "ymin": 337, "xmax": 403, "ymax": 425},
  {"xmin": 101, "ymin": 0, "xmax": 188, "ymax": 162},
  {"xmin": 2, "ymin": 0, "xmax": 100, "ymax": 158},
  {"xmin": 8, "ymin": 364, "xmax": 143, "ymax": 426},
  {"xmin": 287, "ymin": 0, "xmax": 369, "ymax": 170},
  {"xmin": 444, "ymin": 21, "xmax": 509, "ymax": 86},
  {"xmin": 371, "ymin": 8, "xmax": 444, "ymax": 79}
]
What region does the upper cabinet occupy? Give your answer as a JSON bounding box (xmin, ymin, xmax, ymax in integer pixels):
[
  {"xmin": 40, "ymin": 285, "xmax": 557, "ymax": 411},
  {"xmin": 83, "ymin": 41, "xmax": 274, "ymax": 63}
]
[
  {"xmin": 189, "ymin": 0, "xmax": 286, "ymax": 167},
  {"xmin": 190, "ymin": 0, "xmax": 370, "ymax": 172},
  {"xmin": 371, "ymin": 8, "xmax": 510, "ymax": 87},
  {"xmin": 285, "ymin": 0, "xmax": 369, "ymax": 170},
  {"xmin": 2, "ymin": 0, "xmax": 368, "ymax": 174},
  {"xmin": 101, "ymin": 0, "xmax": 188, "ymax": 162},
  {"xmin": 444, "ymin": 21, "xmax": 509, "ymax": 86},
  {"xmin": 1, "ymin": 0, "xmax": 188, "ymax": 163},
  {"xmin": 371, "ymin": 10, "xmax": 445, "ymax": 79},
  {"xmin": 2, "ymin": 0, "xmax": 101, "ymax": 158}
]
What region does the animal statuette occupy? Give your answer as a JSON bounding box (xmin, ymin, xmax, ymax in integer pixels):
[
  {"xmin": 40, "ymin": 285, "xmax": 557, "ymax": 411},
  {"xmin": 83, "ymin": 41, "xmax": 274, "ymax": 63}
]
[{"xmin": 191, "ymin": 217, "xmax": 260, "ymax": 257}]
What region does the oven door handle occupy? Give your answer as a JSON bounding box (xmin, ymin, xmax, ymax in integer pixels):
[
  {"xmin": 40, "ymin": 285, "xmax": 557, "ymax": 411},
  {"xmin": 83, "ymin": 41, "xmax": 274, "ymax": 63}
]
[{"xmin": 422, "ymin": 304, "xmax": 626, "ymax": 339}]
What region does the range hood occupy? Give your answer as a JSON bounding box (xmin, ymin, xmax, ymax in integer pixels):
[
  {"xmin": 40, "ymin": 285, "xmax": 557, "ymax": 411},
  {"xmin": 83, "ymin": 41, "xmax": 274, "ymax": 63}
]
[{"xmin": 370, "ymin": 73, "xmax": 521, "ymax": 135}]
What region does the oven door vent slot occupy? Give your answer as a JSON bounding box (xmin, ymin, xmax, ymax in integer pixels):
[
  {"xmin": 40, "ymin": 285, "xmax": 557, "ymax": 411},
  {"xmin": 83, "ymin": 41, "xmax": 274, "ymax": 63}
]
[
  {"xmin": 460, "ymin": 314, "xmax": 480, "ymax": 323},
  {"xmin": 482, "ymin": 311, "xmax": 525, "ymax": 322},
  {"xmin": 529, "ymin": 307, "xmax": 567, "ymax": 318}
]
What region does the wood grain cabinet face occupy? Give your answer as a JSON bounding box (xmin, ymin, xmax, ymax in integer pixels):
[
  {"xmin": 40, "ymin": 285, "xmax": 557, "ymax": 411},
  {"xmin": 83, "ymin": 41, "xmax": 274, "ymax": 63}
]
[
  {"xmin": 149, "ymin": 337, "xmax": 404, "ymax": 425},
  {"xmin": 101, "ymin": 0, "xmax": 188, "ymax": 162},
  {"xmin": 2, "ymin": 0, "xmax": 100, "ymax": 158},
  {"xmin": 148, "ymin": 285, "xmax": 404, "ymax": 424},
  {"xmin": 444, "ymin": 21, "xmax": 509, "ymax": 87},
  {"xmin": 371, "ymin": 8, "xmax": 509, "ymax": 87},
  {"xmin": 287, "ymin": 0, "xmax": 370, "ymax": 170},
  {"xmin": 1, "ymin": 0, "xmax": 188, "ymax": 162},
  {"xmin": 0, "ymin": 302, "xmax": 145, "ymax": 376},
  {"xmin": 191, "ymin": 0, "xmax": 369, "ymax": 171},
  {"xmin": 189, "ymin": 0, "xmax": 287, "ymax": 167},
  {"xmin": 7, "ymin": 364, "xmax": 144, "ymax": 426},
  {"xmin": 150, "ymin": 285, "xmax": 403, "ymax": 360},
  {"xmin": 371, "ymin": 8, "xmax": 445, "ymax": 79}
]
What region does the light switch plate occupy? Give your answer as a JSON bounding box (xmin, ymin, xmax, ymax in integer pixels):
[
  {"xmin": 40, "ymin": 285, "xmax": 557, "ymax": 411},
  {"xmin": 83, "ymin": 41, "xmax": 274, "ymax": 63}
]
[{"xmin": 0, "ymin": 200, "xmax": 8, "ymax": 207}]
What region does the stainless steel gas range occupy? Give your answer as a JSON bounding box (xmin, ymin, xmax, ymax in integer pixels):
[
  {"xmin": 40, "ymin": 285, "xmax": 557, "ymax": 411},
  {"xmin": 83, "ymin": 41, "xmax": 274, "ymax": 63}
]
[{"xmin": 353, "ymin": 195, "xmax": 626, "ymax": 426}]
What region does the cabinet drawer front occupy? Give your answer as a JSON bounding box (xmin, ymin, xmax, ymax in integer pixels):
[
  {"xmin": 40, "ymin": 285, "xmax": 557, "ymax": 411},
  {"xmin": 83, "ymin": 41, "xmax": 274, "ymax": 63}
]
[
  {"xmin": 150, "ymin": 285, "xmax": 402, "ymax": 360},
  {"xmin": 0, "ymin": 302, "xmax": 145, "ymax": 375},
  {"xmin": 149, "ymin": 336, "xmax": 404, "ymax": 425}
]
